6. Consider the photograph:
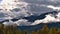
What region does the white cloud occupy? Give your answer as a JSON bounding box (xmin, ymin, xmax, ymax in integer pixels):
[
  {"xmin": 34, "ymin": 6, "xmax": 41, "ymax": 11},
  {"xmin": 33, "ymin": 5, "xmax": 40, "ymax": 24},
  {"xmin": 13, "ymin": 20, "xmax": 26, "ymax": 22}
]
[
  {"xmin": 31, "ymin": 12, "xmax": 60, "ymax": 25},
  {"xmin": 49, "ymin": 0, "xmax": 60, "ymax": 2},
  {"xmin": 3, "ymin": 20, "xmax": 15, "ymax": 26},
  {"xmin": 3, "ymin": 19, "xmax": 31, "ymax": 26},
  {"xmin": 47, "ymin": 5, "xmax": 60, "ymax": 11},
  {"xmin": 0, "ymin": 0, "xmax": 33, "ymax": 21},
  {"xmin": 1, "ymin": 0, "xmax": 60, "ymax": 26},
  {"xmin": 15, "ymin": 19, "xmax": 31, "ymax": 26},
  {"xmin": 0, "ymin": 0, "xmax": 60, "ymax": 20},
  {"xmin": 3, "ymin": 12, "xmax": 60, "ymax": 26}
]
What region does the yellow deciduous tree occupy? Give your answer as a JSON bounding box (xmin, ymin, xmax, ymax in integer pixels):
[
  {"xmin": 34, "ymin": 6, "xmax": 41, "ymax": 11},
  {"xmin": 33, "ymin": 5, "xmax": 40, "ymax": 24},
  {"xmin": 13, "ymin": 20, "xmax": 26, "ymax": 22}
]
[
  {"xmin": 15, "ymin": 30, "xmax": 22, "ymax": 34},
  {"xmin": 32, "ymin": 31, "xmax": 36, "ymax": 34},
  {"xmin": 36, "ymin": 29, "xmax": 42, "ymax": 34},
  {"xmin": 41, "ymin": 25, "xmax": 49, "ymax": 34},
  {"xmin": 56, "ymin": 28, "xmax": 60, "ymax": 34},
  {"xmin": 23, "ymin": 30, "xmax": 29, "ymax": 34},
  {"xmin": 6, "ymin": 31, "xmax": 10, "ymax": 34},
  {"xmin": 49, "ymin": 27, "xmax": 56, "ymax": 34}
]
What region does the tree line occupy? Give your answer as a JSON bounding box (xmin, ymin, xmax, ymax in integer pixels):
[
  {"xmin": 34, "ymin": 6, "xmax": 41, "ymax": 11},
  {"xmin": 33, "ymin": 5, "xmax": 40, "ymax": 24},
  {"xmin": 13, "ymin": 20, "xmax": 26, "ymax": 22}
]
[{"xmin": 0, "ymin": 24, "xmax": 60, "ymax": 34}]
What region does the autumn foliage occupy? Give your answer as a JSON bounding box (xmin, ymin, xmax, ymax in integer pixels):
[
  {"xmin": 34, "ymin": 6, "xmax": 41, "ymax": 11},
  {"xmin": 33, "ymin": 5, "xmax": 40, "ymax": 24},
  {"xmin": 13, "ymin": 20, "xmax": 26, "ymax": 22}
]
[{"xmin": 0, "ymin": 24, "xmax": 60, "ymax": 34}]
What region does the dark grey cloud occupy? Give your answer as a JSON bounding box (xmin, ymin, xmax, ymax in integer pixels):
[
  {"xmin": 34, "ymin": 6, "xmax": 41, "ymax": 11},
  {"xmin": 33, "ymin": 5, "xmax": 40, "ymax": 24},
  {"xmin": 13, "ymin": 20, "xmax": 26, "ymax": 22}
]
[
  {"xmin": 27, "ymin": 4, "xmax": 53, "ymax": 15},
  {"xmin": 21, "ymin": 0, "xmax": 60, "ymax": 6},
  {"xmin": 19, "ymin": 0, "xmax": 60, "ymax": 15}
]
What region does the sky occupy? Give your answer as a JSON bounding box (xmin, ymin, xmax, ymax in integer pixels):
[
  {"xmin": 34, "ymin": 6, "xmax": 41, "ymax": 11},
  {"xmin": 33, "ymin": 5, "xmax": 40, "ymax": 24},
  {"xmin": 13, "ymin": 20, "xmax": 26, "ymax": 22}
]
[{"xmin": 0, "ymin": 0, "xmax": 60, "ymax": 26}]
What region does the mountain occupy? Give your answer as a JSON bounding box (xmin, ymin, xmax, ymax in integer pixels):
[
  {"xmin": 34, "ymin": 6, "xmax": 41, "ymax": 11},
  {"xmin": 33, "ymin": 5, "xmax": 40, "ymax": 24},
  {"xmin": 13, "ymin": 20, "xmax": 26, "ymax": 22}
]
[
  {"xmin": 0, "ymin": 11, "xmax": 59, "ymax": 25},
  {"xmin": 23, "ymin": 11, "xmax": 58, "ymax": 22},
  {"xmin": 17, "ymin": 22, "xmax": 60, "ymax": 31},
  {"xmin": 0, "ymin": 11, "xmax": 58, "ymax": 23},
  {"xmin": 0, "ymin": 10, "xmax": 60, "ymax": 31},
  {"xmin": 16, "ymin": 11, "xmax": 60, "ymax": 31}
]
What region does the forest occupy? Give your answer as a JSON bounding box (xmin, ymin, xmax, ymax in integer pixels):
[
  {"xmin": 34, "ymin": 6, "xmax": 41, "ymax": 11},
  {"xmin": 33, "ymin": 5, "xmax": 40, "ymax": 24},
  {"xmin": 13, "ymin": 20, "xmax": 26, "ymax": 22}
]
[{"xmin": 0, "ymin": 24, "xmax": 60, "ymax": 34}]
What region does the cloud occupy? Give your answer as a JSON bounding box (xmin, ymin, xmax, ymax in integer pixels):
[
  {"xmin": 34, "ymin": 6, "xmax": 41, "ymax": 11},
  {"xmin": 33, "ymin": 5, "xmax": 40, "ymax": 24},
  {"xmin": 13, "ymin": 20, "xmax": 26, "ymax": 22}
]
[
  {"xmin": 49, "ymin": 0, "xmax": 60, "ymax": 2},
  {"xmin": 0, "ymin": 0, "xmax": 33, "ymax": 21},
  {"xmin": 47, "ymin": 5, "xmax": 60, "ymax": 11},
  {"xmin": 21, "ymin": 0, "xmax": 60, "ymax": 15},
  {"xmin": 1, "ymin": 0, "xmax": 60, "ymax": 26},
  {"xmin": 31, "ymin": 12, "xmax": 60, "ymax": 25},
  {"xmin": 3, "ymin": 12, "xmax": 60, "ymax": 26},
  {"xmin": 3, "ymin": 20, "xmax": 16, "ymax": 26},
  {"xmin": 22, "ymin": 0, "xmax": 60, "ymax": 6},
  {"xmin": 0, "ymin": 0, "xmax": 60, "ymax": 20},
  {"xmin": 3, "ymin": 19, "xmax": 31, "ymax": 26},
  {"xmin": 15, "ymin": 19, "xmax": 31, "ymax": 26}
]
